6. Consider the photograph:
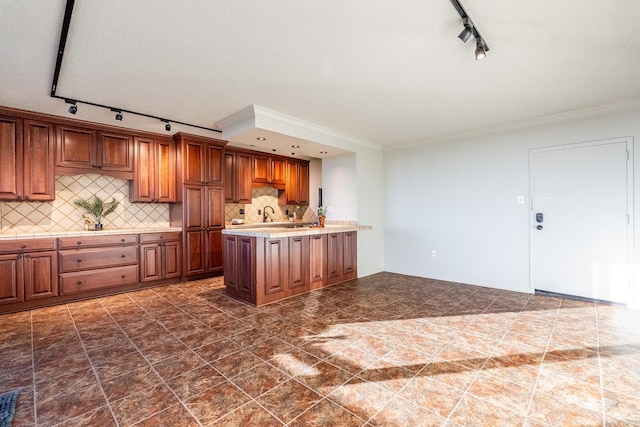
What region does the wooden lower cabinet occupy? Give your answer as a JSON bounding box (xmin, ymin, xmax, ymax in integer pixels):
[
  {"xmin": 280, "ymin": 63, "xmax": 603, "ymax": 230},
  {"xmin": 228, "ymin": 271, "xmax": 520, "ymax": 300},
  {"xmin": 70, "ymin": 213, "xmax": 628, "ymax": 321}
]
[
  {"xmin": 24, "ymin": 251, "xmax": 58, "ymax": 300},
  {"xmin": 224, "ymin": 231, "xmax": 357, "ymax": 306},
  {"xmin": 0, "ymin": 240, "xmax": 58, "ymax": 305},
  {"xmin": 140, "ymin": 232, "xmax": 181, "ymax": 282}
]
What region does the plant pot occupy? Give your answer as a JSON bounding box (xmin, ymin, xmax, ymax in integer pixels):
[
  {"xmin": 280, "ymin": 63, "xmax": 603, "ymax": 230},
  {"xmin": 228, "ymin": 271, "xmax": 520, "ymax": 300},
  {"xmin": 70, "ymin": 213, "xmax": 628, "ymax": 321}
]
[
  {"xmin": 318, "ymin": 216, "xmax": 325, "ymax": 228},
  {"xmin": 95, "ymin": 223, "xmax": 104, "ymax": 230}
]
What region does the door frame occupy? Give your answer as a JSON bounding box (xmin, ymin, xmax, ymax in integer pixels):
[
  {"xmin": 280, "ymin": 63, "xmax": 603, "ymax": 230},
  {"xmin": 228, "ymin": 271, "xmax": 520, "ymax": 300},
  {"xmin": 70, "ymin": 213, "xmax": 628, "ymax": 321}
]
[{"xmin": 528, "ymin": 136, "xmax": 635, "ymax": 305}]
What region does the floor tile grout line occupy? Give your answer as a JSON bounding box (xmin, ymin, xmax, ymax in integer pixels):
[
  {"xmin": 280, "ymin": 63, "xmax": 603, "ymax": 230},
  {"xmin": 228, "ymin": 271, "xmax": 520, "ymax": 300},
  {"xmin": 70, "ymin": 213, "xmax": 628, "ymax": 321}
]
[
  {"xmin": 98, "ymin": 293, "xmax": 207, "ymax": 427},
  {"xmin": 594, "ymin": 302, "xmax": 606, "ymax": 426},
  {"xmin": 65, "ymin": 303, "xmax": 121, "ymax": 427},
  {"xmin": 521, "ymin": 298, "xmax": 562, "ymax": 425}
]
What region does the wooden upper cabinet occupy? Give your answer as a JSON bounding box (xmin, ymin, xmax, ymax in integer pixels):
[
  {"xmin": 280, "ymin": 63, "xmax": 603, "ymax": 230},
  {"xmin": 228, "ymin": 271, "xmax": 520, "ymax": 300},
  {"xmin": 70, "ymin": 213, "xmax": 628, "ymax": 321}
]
[
  {"xmin": 178, "ymin": 135, "xmax": 226, "ymax": 185},
  {"xmin": 130, "ymin": 137, "xmax": 175, "ymax": 203},
  {"xmin": 56, "ymin": 126, "xmax": 133, "ymax": 179},
  {"xmin": 224, "ymin": 150, "xmax": 252, "ymax": 204},
  {"xmin": 253, "ymin": 154, "xmax": 286, "ymax": 188},
  {"xmin": 0, "ymin": 116, "xmax": 55, "ymax": 201},
  {"xmin": 284, "ymin": 160, "xmax": 310, "ymax": 205}
]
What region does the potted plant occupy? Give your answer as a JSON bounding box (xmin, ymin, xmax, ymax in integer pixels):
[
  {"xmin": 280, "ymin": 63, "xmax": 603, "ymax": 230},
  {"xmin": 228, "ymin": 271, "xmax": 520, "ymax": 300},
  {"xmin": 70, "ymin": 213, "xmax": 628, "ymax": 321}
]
[
  {"xmin": 73, "ymin": 196, "xmax": 120, "ymax": 230},
  {"xmin": 317, "ymin": 206, "xmax": 328, "ymax": 227}
]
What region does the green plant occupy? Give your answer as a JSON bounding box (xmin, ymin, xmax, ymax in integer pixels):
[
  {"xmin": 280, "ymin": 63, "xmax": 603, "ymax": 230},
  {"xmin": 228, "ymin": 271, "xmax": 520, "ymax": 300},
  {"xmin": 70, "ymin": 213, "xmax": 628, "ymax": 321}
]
[
  {"xmin": 73, "ymin": 196, "xmax": 120, "ymax": 225},
  {"xmin": 317, "ymin": 206, "xmax": 328, "ymax": 216}
]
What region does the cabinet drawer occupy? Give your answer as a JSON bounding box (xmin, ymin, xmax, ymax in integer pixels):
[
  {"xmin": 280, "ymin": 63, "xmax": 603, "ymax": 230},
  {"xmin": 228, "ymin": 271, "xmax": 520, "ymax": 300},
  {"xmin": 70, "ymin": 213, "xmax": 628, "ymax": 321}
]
[
  {"xmin": 59, "ymin": 246, "xmax": 138, "ymax": 272},
  {"xmin": 59, "ymin": 265, "xmax": 139, "ymax": 295},
  {"xmin": 0, "ymin": 238, "xmax": 56, "ymax": 254},
  {"xmin": 139, "ymin": 232, "xmax": 181, "ymax": 244},
  {"xmin": 57, "ymin": 234, "xmax": 138, "ymax": 249}
]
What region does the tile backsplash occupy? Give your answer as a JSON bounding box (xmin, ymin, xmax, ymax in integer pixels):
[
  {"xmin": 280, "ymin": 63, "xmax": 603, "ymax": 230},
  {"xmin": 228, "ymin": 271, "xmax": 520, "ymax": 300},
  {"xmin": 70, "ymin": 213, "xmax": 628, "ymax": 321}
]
[
  {"xmin": 0, "ymin": 174, "xmax": 170, "ymax": 234},
  {"xmin": 225, "ymin": 187, "xmax": 317, "ymax": 224}
]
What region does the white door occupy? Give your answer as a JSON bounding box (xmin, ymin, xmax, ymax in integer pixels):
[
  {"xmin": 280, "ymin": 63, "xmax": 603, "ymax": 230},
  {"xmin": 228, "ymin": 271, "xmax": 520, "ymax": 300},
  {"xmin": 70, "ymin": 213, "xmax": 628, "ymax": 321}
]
[{"xmin": 530, "ymin": 138, "xmax": 633, "ymax": 304}]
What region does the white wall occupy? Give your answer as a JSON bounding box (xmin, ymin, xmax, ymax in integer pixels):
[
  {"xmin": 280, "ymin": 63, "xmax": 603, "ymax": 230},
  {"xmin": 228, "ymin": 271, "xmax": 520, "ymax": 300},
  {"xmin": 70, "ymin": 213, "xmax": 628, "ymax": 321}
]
[
  {"xmin": 322, "ymin": 154, "xmax": 357, "ymax": 220},
  {"xmin": 384, "ymin": 106, "xmax": 640, "ymax": 300}
]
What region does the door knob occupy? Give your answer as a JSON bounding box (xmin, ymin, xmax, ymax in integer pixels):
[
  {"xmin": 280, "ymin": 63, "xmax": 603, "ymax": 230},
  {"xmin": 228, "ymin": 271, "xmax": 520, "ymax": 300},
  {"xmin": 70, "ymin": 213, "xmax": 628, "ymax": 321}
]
[
  {"xmin": 536, "ymin": 225, "xmax": 543, "ymax": 230},
  {"xmin": 536, "ymin": 213, "xmax": 544, "ymax": 223}
]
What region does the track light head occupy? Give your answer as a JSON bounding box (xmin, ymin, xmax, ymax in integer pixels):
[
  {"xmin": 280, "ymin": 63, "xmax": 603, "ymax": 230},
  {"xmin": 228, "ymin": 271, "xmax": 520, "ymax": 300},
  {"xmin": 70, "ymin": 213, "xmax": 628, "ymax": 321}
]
[
  {"xmin": 475, "ymin": 39, "xmax": 487, "ymax": 61},
  {"xmin": 161, "ymin": 119, "xmax": 171, "ymax": 132},
  {"xmin": 458, "ymin": 18, "xmax": 473, "ymax": 43},
  {"xmin": 65, "ymin": 99, "xmax": 77, "ymax": 115},
  {"xmin": 111, "ymin": 108, "xmax": 123, "ymax": 121}
]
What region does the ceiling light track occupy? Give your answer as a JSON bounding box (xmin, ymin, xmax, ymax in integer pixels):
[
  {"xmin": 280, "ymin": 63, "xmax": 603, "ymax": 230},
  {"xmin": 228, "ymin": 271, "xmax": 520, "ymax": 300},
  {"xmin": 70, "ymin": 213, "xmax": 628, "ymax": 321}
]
[
  {"xmin": 49, "ymin": 0, "xmax": 221, "ymax": 134},
  {"xmin": 449, "ymin": 0, "xmax": 490, "ymax": 60}
]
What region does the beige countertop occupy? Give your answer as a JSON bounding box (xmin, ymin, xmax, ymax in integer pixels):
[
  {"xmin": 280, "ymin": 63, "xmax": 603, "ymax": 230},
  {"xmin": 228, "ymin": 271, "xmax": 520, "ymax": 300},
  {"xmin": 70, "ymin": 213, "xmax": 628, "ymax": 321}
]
[
  {"xmin": 0, "ymin": 227, "xmax": 183, "ymax": 241},
  {"xmin": 221, "ymin": 224, "xmax": 372, "ymax": 238}
]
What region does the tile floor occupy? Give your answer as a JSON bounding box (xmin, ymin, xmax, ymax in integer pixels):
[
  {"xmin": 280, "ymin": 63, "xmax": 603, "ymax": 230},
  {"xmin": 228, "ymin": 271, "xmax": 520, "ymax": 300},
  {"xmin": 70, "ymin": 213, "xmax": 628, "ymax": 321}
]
[{"xmin": 1, "ymin": 272, "xmax": 639, "ymax": 426}]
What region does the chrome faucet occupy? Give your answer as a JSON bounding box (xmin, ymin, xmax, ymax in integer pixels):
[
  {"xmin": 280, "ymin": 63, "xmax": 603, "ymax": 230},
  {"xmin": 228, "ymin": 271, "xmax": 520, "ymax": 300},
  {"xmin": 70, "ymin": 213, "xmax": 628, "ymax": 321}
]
[{"xmin": 263, "ymin": 205, "xmax": 275, "ymax": 222}]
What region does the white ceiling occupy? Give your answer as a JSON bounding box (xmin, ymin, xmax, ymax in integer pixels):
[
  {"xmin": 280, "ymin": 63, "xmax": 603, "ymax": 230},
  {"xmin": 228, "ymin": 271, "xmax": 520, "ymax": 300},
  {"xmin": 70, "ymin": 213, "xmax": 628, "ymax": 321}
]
[{"xmin": 2, "ymin": 1, "xmax": 640, "ymax": 158}]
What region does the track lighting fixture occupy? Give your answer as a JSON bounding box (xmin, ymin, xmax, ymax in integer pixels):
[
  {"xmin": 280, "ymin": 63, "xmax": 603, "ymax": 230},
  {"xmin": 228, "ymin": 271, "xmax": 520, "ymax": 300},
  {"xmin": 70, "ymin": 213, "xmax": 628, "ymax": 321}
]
[
  {"xmin": 65, "ymin": 99, "xmax": 77, "ymax": 115},
  {"xmin": 111, "ymin": 108, "xmax": 123, "ymax": 121},
  {"xmin": 161, "ymin": 119, "xmax": 171, "ymax": 132},
  {"xmin": 475, "ymin": 39, "xmax": 487, "ymax": 61},
  {"xmin": 458, "ymin": 18, "xmax": 473, "ymax": 43},
  {"xmin": 450, "ymin": 0, "xmax": 490, "ymax": 60}
]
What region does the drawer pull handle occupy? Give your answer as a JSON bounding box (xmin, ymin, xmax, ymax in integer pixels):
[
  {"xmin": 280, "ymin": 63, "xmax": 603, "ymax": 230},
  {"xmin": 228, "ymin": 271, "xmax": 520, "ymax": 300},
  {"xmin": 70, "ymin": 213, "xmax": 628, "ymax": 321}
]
[
  {"xmin": 16, "ymin": 255, "xmax": 22, "ymax": 259},
  {"xmin": 77, "ymin": 281, "xmax": 83, "ymax": 285},
  {"xmin": 20, "ymin": 244, "xmax": 26, "ymax": 249},
  {"xmin": 76, "ymin": 259, "xmax": 82, "ymax": 263},
  {"xmin": 160, "ymin": 236, "xmax": 164, "ymax": 239},
  {"xmin": 24, "ymin": 255, "xmax": 30, "ymax": 259},
  {"xmin": 120, "ymin": 239, "xmax": 125, "ymax": 242},
  {"xmin": 77, "ymin": 241, "xmax": 82, "ymax": 245},
  {"xmin": 121, "ymin": 255, "xmax": 126, "ymax": 258},
  {"xmin": 121, "ymin": 275, "xmax": 126, "ymax": 279}
]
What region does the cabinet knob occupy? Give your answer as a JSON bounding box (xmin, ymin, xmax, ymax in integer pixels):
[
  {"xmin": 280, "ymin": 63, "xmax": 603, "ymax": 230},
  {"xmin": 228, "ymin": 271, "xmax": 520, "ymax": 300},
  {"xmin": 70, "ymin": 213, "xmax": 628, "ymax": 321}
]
[
  {"xmin": 24, "ymin": 195, "xmax": 30, "ymax": 200},
  {"xmin": 16, "ymin": 254, "xmax": 22, "ymax": 259},
  {"xmin": 159, "ymin": 236, "xmax": 164, "ymax": 239},
  {"xmin": 24, "ymin": 254, "xmax": 30, "ymax": 258},
  {"xmin": 120, "ymin": 239, "xmax": 125, "ymax": 242},
  {"xmin": 17, "ymin": 196, "xmax": 23, "ymax": 200},
  {"xmin": 77, "ymin": 281, "xmax": 83, "ymax": 285},
  {"xmin": 121, "ymin": 255, "xmax": 126, "ymax": 258},
  {"xmin": 121, "ymin": 275, "xmax": 126, "ymax": 279},
  {"xmin": 77, "ymin": 241, "xmax": 82, "ymax": 245},
  {"xmin": 76, "ymin": 259, "xmax": 82, "ymax": 263},
  {"xmin": 20, "ymin": 245, "xmax": 26, "ymax": 249}
]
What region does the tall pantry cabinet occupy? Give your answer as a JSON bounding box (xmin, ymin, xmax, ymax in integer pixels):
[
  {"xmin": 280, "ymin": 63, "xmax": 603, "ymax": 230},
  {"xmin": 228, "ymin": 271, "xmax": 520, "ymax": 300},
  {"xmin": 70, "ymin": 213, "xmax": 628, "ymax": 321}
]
[{"xmin": 170, "ymin": 134, "xmax": 227, "ymax": 280}]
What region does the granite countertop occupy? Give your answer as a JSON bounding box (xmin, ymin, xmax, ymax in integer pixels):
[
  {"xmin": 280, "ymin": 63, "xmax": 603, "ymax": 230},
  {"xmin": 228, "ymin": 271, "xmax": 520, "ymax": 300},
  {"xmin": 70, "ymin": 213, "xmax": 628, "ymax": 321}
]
[
  {"xmin": 222, "ymin": 224, "xmax": 372, "ymax": 238},
  {"xmin": 0, "ymin": 227, "xmax": 183, "ymax": 241}
]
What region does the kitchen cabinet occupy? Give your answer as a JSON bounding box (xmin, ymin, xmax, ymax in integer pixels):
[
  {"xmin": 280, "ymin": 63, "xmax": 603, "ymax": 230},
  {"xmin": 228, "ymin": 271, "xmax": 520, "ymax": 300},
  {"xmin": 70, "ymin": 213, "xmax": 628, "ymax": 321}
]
[
  {"xmin": 0, "ymin": 238, "xmax": 58, "ymax": 305},
  {"xmin": 182, "ymin": 137, "xmax": 224, "ymax": 185},
  {"xmin": 130, "ymin": 137, "xmax": 176, "ymax": 203},
  {"xmin": 0, "ymin": 116, "xmax": 56, "ymax": 201},
  {"xmin": 172, "ymin": 134, "xmax": 227, "ymax": 280},
  {"xmin": 224, "ymin": 149, "xmax": 252, "ymax": 203},
  {"xmin": 58, "ymin": 235, "xmax": 139, "ymax": 295},
  {"xmin": 283, "ymin": 160, "xmax": 310, "ymax": 205},
  {"xmin": 223, "ymin": 230, "xmax": 357, "ymax": 306},
  {"xmin": 252, "ymin": 154, "xmax": 286, "ymax": 189},
  {"xmin": 56, "ymin": 126, "xmax": 134, "ymax": 179},
  {"xmin": 139, "ymin": 232, "xmax": 181, "ymax": 282}
]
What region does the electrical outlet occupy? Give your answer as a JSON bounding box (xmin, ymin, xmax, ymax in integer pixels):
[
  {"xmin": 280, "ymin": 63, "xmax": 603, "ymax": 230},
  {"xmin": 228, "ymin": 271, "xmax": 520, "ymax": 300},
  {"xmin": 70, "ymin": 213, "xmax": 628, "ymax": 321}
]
[
  {"xmin": 239, "ymin": 208, "xmax": 245, "ymax": 214},
  {"xmin": 431, "ymin": 250, "xmax": 437, "ymax": 257}
]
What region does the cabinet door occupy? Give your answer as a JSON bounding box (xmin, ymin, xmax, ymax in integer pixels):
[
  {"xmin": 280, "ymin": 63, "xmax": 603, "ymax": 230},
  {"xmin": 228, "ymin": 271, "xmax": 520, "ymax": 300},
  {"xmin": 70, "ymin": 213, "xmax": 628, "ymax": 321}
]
[
  {"xmin": 263, "ymin": 238, "xmax": 287, "ymax": 297},
  {"xmin": 205, "ymin": 144, "xmax": 223, "ymax": 185},
  {"xmin": 163, "ymin": 241, "xmax": 182, "ymax": 279},
  {"xmin": 288, "ymin": 236, "xmax": 309, "ymax": 294},
  {"xmin": 223, "ymin": 235, "xmax": 238, "ymax": 291},
  {"xmin": 236, "ymin": 152, "xmax": 252, "ymax": 204},
  {"xmin": 223, "ymin": 152, "xmax": 234, "ymax": 202},
  {"xmin": 237, "ymin": 236, "xmax": 255, "ymax": 298},
  {"xmin": 24, "ymin": 251, "xmax": 58, "ymax": 300},
  {"xmin": 56, "ymin": 125, "xmax": 97, "ymax": 169},
  {"xmin": 0, "ymin": 254, "xmax": 23, "ymax": 304},
  {"xmin": 131, "ymin": 137, "xmax": 154, "ymax": 202},
  {"xmin": 184, "ymin": 185, "xmax": 205, "ymax": 229},
  {"xmin": 23, "ymin": 120, "xmax": 56, "ymax": 201},
  {"xmin": 205, "ymin": 229, "xmax": 223, "ymax": 273},
  {"xmin": 155, "ymin": 139, "xmax": 176, "ymax": 202},
  {"xmin": 183, "ymin": 139, "xmax": 205, "ymax": 184},
  {"xmin": 285, "ymin": 161, "xmax": 299, "ymax": 204},
  {"xmin": 206, "ymin": 187, "xmax": 224, "ymax": 229},
  {"xmin": 184, "ymin": 230, "xmax": 205, "ymax": 276},
  {"xmin": 140, "ymin": 243, "xmax": 162, "ymax": 282},
  {"xmin": 252, "ymin": 154, "xmax": 269, "ymax": 184},
  {"xmin": 270, "ymin": 157, "xmax": 286, "ymax": 186},
  {"xmin": 343, "ymin": 231, "xmax": 357, "ymax": 279},
  {"xmin": 297, "ymin": 162, "xmax": 309, "ymax": 205},
  {"xmin": 0, "ymin": 116, "xmax": 22, "ymax": 200},
  {"xmin": 326, "ymin": 232, "xmax": 344, "ymax": 284},
  {"xmin": 308, "ymin": 234, "xmax": 327, "ymax": 289},
  {"xmin": 98, "ymin": 132, "xmax": 134, "ymax": 174}
]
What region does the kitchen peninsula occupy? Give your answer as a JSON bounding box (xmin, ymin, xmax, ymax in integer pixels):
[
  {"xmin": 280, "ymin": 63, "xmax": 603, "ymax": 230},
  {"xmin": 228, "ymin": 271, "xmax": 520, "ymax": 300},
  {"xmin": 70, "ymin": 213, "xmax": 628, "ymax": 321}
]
[{"xmin": 222, "ymin": 224, "xmax": 371, "ymax": 306}]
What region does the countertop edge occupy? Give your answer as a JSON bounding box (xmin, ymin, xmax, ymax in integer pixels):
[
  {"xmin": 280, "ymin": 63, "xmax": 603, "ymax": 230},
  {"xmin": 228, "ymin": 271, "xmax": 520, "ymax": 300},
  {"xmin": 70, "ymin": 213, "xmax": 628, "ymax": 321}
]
[
  {"xmin": 221, "ymin": 225, "xmax": 372, "ymax": 238},
  {"xmin": 0, "ymin": 227, "xmax": 183, "ymax": 241}
]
